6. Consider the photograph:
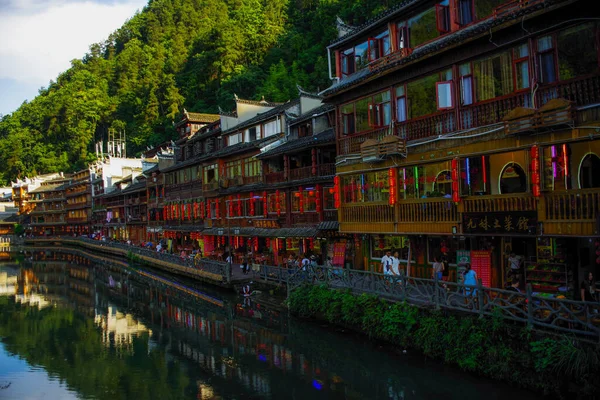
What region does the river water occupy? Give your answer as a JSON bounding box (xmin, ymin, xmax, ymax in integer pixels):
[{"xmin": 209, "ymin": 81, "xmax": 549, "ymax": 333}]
[{"xmin": 0, "ymin": 251, "xmax": 540, "ymax": 400}]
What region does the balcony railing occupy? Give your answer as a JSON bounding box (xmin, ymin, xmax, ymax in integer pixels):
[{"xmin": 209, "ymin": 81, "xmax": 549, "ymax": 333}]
[
  {"xmin": 66, "ymin": 217, "xmax": 89, "ymax": 223},
  {"xmin": 243, "ymin": 175, "xmax": 262, "ymax": 185},
  {"xmin": 537, "ymin": 73, "xmax": 600, "ymax": 109},
  {"xmin": 203, "ymin": 181, "xmax": 219, "ymax": 192},
  {"xmin": 323, "ymin": 209, "xmax": 338, "ymax": 221},
  {"xmin": 544, "ymin": 189, "xmax": 600, "ymax": 221},
  {"xmin": 397, "ymin": 198, "xmax": 458, "ymax": 223},
  {"xmin": 341, "ymin": 203, "xmax": 394, "ymax": 223},
  {"xmin": 398, "ymin": 109, "xmax": 456, "ymax": 141},
  {"xmin": 338, "ymin": 126, "xmax": 394, "ymax": 156},
  {"xmin": 460, "ymin": 92, "xmax": 531, "ymax": 130},
  {"xmin": 463, "ymin": 193, "xmax": 537, "ymax": 213},
  {"xmin": 265, "ymin": 171, "xmax": 286, "ymax": 184},
  {"xmin": 291, "ymin": 212, "xmax": 320, "ymax": 225}
]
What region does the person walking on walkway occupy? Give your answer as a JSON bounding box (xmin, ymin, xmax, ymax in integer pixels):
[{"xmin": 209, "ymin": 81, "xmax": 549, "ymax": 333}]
[
  {"xmin": 462, "ymin": 263, "xmax": 477, "ymax": 297},
  {"xmin": 581, "ymin": 271, "xmax": 597, "ymax": 302}
]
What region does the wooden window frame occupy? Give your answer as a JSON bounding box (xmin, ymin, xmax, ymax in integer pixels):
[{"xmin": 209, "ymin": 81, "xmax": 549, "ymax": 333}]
[
  {"xmin": 536, "ymin": 35, "xmax": 558, "ymax": 85},
  {"xmin": 436, "ymin": 80, "xmax": 455, "ymax": 110},
  {"xmin": 512, "ymin": 44, "xmax": 531, "ymax": 92},
  {"xmin": 396, "ymin": 22, "xmax": 409, "ymax": 50},
  {"xmin": 436, "ymin": 3, "xmax": 450, "ymax": 34},
  {"xmin": 455, "ymin": 0, "xmax": 475, "ymax": 27},
  {"xmin": 342, "ymin": 49, "xmax": 356, "ymax": 77}
]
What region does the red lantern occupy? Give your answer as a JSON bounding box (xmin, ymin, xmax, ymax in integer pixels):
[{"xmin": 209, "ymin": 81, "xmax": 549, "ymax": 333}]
[
  {"xmin": 181, "ymin": 203, "xmax": 185, "ymax": 220},
  {"xmin": 250, "ymin": 192, "xmax": 255, "ymax": 216},
  {"xmin": 287, "ymin": 238, "xmax": 292, "ymax": 249},
  {"xmin": 187, "ymin": 203, "xmax": 192, "ymax": 220},
  {"xmin": 299, "ymin": 186, "xmax": 304, "ymax": 214},
  {"xmin": 228, "ymin": 196, "xmax": 234, "ymax": 217},
  {"xmin": 266, "ymin": 238, "xmax": 271, "ymax": 247},
  {"xmin": 333, "ymin": 176, "xmax": 341, "ymax": 208},
  {"xmin": 388, "ymin": 168, "xmax": 397, "ymax": 205},
  {"xmin": 315, "ymin": 185, "xmax": 322, "ymax": 213},
  {"xmin": 309, "ymin": 237, "xmax": 314, "ymax": 250},
  {"xmin": 451, "ymin": 158, "xmax": 460, "ymax": 203},
  {"xmin": 206, "ymin": 200, "xmax": 211, "ymax": 218},
  {"xmin": 276, "ymin": 190, "xmax": 281, "ymax": 216},
  {"xmin": 531, "ymin": 145, "xmax": 541, "ymax": 197},
  {"xmin": 263, "ymin": 191, "xmax": 268, "ymax": 217},
  {"xmin": 237, "ymin": 194, "xmax": 242, "ymax": 217},
  {"xmin": 215, "ymin": 199, "xmax": 220, "ymax": 219},
  {"xmin": 311, "ymin": 148, "xmax": 317, "ymax": 175}
]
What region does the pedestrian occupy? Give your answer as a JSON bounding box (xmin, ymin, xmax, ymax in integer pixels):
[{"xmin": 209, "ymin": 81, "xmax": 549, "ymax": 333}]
[
  {"xmin": 508, "ymin": 252, "xmax": 523, "ymax": 282},
  {"xmin": 462, "ymin": 263, "xmax": 477, "ymax": 297},
  {"xmin": 391, "ymin": 251, "xmax": 401, "ymax": 283},
  {"xmin": 580, "ymin": 271, "xmax": 597, "ymax": 302},
  {"xmin": 381, "ymin": 250, "xmax": 393, "ymax": 275},
  {"xmin": 441, "ymin": 255, "xmax": 450, "ymax": 282},
  {"xmin": 506, "ymin": 278, "xmax": 521, "ymax": 293},
  {"xmin": 301, "ymin": 254, "xmax": 310, "ymax": 271},
  {"xmin": 432, "ymin": 256, "xmax": 444, "ymax": 281}
]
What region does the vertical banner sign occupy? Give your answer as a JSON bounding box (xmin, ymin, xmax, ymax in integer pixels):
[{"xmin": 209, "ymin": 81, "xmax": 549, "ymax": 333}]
[
  {"xmin": 451, "ymin": 158, "xmax": 460, "ymax": 203},
  {"xmin": 531, "ymin": 145, "xmax": 541, "ymax": 197},
  {"xmin": 332, "ymin": 242, "xmax": 346, "ymax": 267},
  {"xmin": 388, "ymin": 168, "xmax": 397, "ymax": 205},
  {"xmin": 470, "ymin": 250, "xmax": 491, "ymax": 287},
  {"xmin": 456, "ymin": 250, "xmax": 471, "ymax": 283}
]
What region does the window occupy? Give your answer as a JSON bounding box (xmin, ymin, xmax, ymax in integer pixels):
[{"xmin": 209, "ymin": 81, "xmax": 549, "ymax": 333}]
[
  {"xmin": 244, "ymin": 158, "xmax": 262, "ymax": 177},
  {"xmin": 371, "ymin": 235, "xmax": 412, "ymax": 261},
  {"xmin": 408, "ymin": 7, "xmax": 440, "ymax": 48},
  {"xmin": 436, "ymin": 81, "xmax": 454, "ymax": 109},
  {"xmin": 473, "ymin": 50, "xmax": 513, "ymax": 101},
  {"xmin": 406, "ymin": 69, "xmax": 452, "ymax": 118},
  {"xmin": 248, "ymin": 127, "xmax": 257, "ymax": 142},
  {"xmin": 579, "ymin": 154, "xmax": 600, "ymax": 189},
  {"xmin": 542, "ymin": 144, "xmax": 570, "ymax": 191},
  {"xmin": 557, "ymin": 23, "xmax": 598, "ymax": 80},
  {"xmin": 323, "ymin": 187, "xmax": 336, "ymax": 210},
  {"xmin": 460, "ymin": 156, "xmax": 489, "ymax": 195},
  {"xmin": 341, "ymin": 103, "xmax": 355, "ymax": 135},
  {"xmin": 298, "ymin": 123, "xmax": 312, "ymax": 138},
  {"xmin": 474, "ymin": 0, "xmax": 505, "ymax": 20},
  {"xmin": 267, "ymin": 192, "xmax": 286, "ymax": 213},
  {"xmin": 499, "ymin": 163, "xmax": 527, "ymax": 194},
  {"xmin": 436, "ymin": 1, "xmax": 450, "ymax": 33},
  {"xmin": 204, "ymin": 164, "xmax": 218, "ymax": 183},
  {"xmin": 399, "ymin": 161, "xmax": 453, "ymax": 198},
  {"xmin": 368, "ymin": 30, "xmax": 391, "ymax": 61},
  {"xmin": 342, "ymin": 48, "xmax": 355, "ymax": 77},
  {"xmin": 225, "ymin": 160, "xmax": 242, "ymax": 178},
  {"xmin": 459, "ymin": 63, "xmax": 473, "ymax": 105},
  {"xmin": 396, "ymin": 22, "xmax": 408, "ymax": 50},
  {"xmin": 513, "ymin": 44, "xmax": 530, "ymax": 90},
  {"xmin": 342, "ymin": 171, "xmax": 390, "ymax": 203},
  {"xmin": 537, "ymin": 36, "xmax": 557, "ymax": 84},
  {"xmin": 264, "ymin": 120, "xmax": 278, "ymax": 137},
  {"xmin": 456, "ymin": 0, "xmax": 474, "ymax": 25},
  {"xmin": 396, "ymin": 86, "xmax": 407, "ymax": 122},
  {"xmin": 369, "ymin": 91, "xmax": 391, "ymax": 127},
  {"xmin": 355, "ymin": 41, "xmax": 369, "ymax": 70},
  {"xmin": 228, "ymin": 132, "xmax": 242, "ymax": 146}
]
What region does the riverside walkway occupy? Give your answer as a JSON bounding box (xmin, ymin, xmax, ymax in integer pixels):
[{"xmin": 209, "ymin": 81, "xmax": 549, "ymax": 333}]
[{"xmin": 23, "ymin": 236, "xmax": 600, "ymax": 339}]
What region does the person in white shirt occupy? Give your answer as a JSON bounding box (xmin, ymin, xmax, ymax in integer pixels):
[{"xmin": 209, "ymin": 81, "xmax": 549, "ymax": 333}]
[
  {"xmin": 391, "ymin": 251, "xmax": 401, "ymax": 282},
  {"xmin": 301, "ymin": 255, "xmax": 310, "ymax": 271},
  {"xmin": 381, "ymin": 250, "xmax": 393, "ymax": 274}
]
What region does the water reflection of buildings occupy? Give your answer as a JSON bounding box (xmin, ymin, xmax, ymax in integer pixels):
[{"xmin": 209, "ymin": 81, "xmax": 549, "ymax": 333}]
[
  {"xmin": 0, "ymin": 265, "xmax": 18, "ymax": 295},
  {"xmin": 94, "ymin": 305, "xmax": 152, "ymax": 348}
]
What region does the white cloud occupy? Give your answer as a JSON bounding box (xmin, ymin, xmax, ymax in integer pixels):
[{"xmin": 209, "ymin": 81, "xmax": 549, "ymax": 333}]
[{"xmin": 0, "ymin": 0, "xmax": 147, "ymax": 115}]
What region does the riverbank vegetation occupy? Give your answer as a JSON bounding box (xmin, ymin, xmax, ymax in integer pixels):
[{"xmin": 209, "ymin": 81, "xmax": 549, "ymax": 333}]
[{"xmin": 288, "ymin": 284, "xmax": 600, "ymax": 398}]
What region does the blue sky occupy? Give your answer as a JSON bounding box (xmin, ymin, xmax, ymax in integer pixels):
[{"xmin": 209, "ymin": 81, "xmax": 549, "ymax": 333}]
[{"xmin": 0, "ymin": 0, "xmax": 148, "ymax": 117}]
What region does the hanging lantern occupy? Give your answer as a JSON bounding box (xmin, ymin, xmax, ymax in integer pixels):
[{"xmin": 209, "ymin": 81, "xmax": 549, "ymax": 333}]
[
  {"xmin": 276, "ymin": 190, "xmax": 281, "ymax": 216},
  {"xmin": 193, "ymin": 202, "xmax": 198, "ymax": 219},
  {"xmin": 187, "ymin": 203, "xmax": 192, "ymax": 220},
  {"xmin": 309, "ymin": 237, "xmax": 314, "ymax": 250},
  {"xmin": 253, "ymin": 237, "xmax": 258, "ymax": 252},
  {"xmin": 263, "ymin": 191, "xmax": 268, "ymax": 217},
  {"xmin": 228, "ymin": 196, "xmax": 234, "ymax": 217},
  {"xmin": 315, "ymin": 185, "xmax": 322, "ymax": 213},
  {"xmin": 250, "ymin": 192, "xmax": 255, "ymax": 216},
  {"xmin": 266, "ymin": 237, "xmax": 271, "ymax": 247},
  {"xmin": 200, "ymin": 201, "xmax": 205, "ymax": 219},
  {"xmin": 531, "ymin": 145, "xmax": 541, "ymax": 197},
  {"xmin": 299, "ymin": 186, "xmax": 304, "ymax": 214},
  {"xmin": 181, "ymin": 203, "xmax": 185, "ymax": 220},
  {"xmin": 237, "ymin": 194, "xmax": 242, "ymax": 217},
  {"xmin": 287, "ymin": 238, "xmax": 292, "ymax": 249},
  {"xmin": 378, "ymin": 236, "xmax": 385, "ymax": 249},
  {"xmin": 206, "ymin": 200, "xmax": 211, "ymax": 218},
  {"xmin": 163, "ymin": 206, "xmax": 167, "ymax": 220},
  {"xmin": 311, "ymin": 148, "xmax": 317, "ymax": 175},
  {"xmin": 388, "ymin": 168, "xmax": 397, "ymax": 205},
  {"xmin": 451, "ymin": 158, "xmax": 460, "ymax": 203},
  {"xmin": 215, "ymin": 199, "xmax": 220, "ymax": 219},
  {"xmin": 333, "ymin": 176, "xmax": 341, "ymax": 208}
]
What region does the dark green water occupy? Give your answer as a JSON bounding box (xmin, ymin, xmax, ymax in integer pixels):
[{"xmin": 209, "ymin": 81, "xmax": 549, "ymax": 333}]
[{"xmin": 0, "ymin": 251, "xmax": 540, "ymax": 400}]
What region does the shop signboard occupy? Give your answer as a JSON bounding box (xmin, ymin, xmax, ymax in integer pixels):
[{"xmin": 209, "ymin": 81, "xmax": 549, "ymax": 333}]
[
  {"xmin": 253, "ymin": 219, "xmax": 281, "ymax": 229},
  {"xmin": 462, "ymin": 212, "xmax": 536, "ymax": 235},
  {"xmin": 332, "ymin": 242, "xmax": 346, "ymax": 267},
  {"xmin": 456, "ymin": 250, "xmax": 470, "ymax": 283},
  {"xmin": 471, "ymin": 250, "xmax": 492, "ymax": 287}
]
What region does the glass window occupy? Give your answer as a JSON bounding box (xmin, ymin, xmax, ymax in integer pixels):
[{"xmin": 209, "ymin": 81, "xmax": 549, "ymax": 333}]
[
  {"xmin": 474, "ymin": 0, "xmax": 505, "ymax": 20},
  {"xmin": 459, "ymin": 63, "xmax": 473, "ymax": 105},
  {"xmin": 225, "ymin": 160, "xmax": 242, "ymax": 178},
  {"xmin": 244, "ymin": 158, "xmax": 262, "ymax": 177},
  {"xmin": 436, "ymin": 81, "xmax": 454, "ymax": 109},
  {"xmin": 514, "ymin": 44, "xmax": 530, "ymax": 90},
  {"xmin": 399, "ymin": 161, "xmax": 453, "ymax": 198},
  {"xmin": 397, "ymin": 23, "xmax": 408, "ymax": 49},
  {"xmin": 537, "ymin": 36, "xmax": 557, "ymax": 84},
  {"xmin": 342, "ymin": 48, "xmax": 355, "ymax": 76},
  {"xmin": 370, "ymin": 91, "xmax": 391, "ymax": 127},
  {"xmin": 341, "ymin": 103, "xmax": 355, "ymax": 135},
  {"xmin": 460, "ymin": 156, "xmax": 489, "ymax": 195},
  {"xmin": 542, "ymin": 144, "xmax": 570, "ymax": 191},
  {"xmin": 228, "ymin": 133, "xmax": 242, "ymax": 145},
  {"xmin": 371, "ymin": 235, "xmax": 412, "ymax": 261},
  {"xmin": 427, "ymin": 237, "xmax": 457, "ymax": 265},
  {"xmin": 557, "ymin": 23, "xmax": 598, "ymax": 80},
  {"xmin": 355, "ymin": 97, "xmax": 370, "ymax": 132},
  {"xmin": 303, "ymin": 189, "xmax": 317, "ymax": 212},
  {"xmin": 499, "ymin": 163, "xmax": 527, "ymax": 194},
  {"xmin": 408, "ymin": 7, "xmax": 439, "ymax": 48},
  {"xmin": 355, "ymin": 41, "xmax": 369, "ymax": 70},
  {"xmin": 473, "ymin": 50, "xmax": 513, "ymax": 101},
  {"xmin": 204, "ymin": 164, "xmax": 218, "ymax": 183},
  {"xmin": 324, "ymin": 186, "xmax": 336, "ymax": 210},
  {"xmin": 457, "ymin": 0, "xmax": 474, "ymax": 25},
  {"xmin": 407, "ymin": 73, "xmax": 438, "ymax": 118},
  {"xmin": 267, "ymin": 192, "xmax": 286, "ymax": 213},
  {"xmin": 396, "ymin": 86, "xmax": 407, "ymax": 122},
  {"xmin": 342, "ymin": 172, "xmax": 390, "ymax": 203},
  {"xmin": 263, "ymin": 120, "xmax": 279, "ymax": 137}
]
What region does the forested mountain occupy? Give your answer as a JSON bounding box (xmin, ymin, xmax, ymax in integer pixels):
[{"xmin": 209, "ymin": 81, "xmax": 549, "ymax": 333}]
[{"xmin": 0, "ymin": 0, "xmax": 403, "ymax": 185}]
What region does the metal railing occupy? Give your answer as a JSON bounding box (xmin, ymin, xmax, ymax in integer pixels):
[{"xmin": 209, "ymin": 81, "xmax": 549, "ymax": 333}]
[{"xmin": 544, "ymin": 189, "xmax": 600, "ymax": 221}]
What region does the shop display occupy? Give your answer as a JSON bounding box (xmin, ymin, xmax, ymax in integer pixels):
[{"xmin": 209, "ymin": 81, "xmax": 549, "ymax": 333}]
[{"xmin": 528, "ymin": 238, "xmax": 571, "ymax": 294}]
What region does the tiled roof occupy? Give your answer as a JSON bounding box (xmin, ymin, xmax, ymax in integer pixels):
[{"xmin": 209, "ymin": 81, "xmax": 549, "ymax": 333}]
[
  {"xmin": 322, "ymin": 0, "xmax": 563, "ymax": 97},
  {"xmin": 121, "ymin": 181, "xmax": 146, "ymax": 194},
  {"xmin": 223, "ymin": 99, "xmax": 299, "ymax": 134},
  {"xmin": 317, "ymin": 221, "xmax": 339, "ymax": 231},
  {"xmin": 30, "ymin": 183, "xmax": 69, "ymax": 193},
  {"xmin": 186, "ymin": 112, "xmax": 220, "ymax": 122},
  {"xmin": 235, "ymin": 96, "xmax": 283, "ymax": 107},
  {"xmin": 257, "ymin": 128, "xmax": 335, "ymax": 159},
  {"xmin": 289, "ymin": 104, "xmax": 335, "ymax": 126},
  {"xmin": 202, "ymin": 135, "xmax": 279, "ymax": 160}
]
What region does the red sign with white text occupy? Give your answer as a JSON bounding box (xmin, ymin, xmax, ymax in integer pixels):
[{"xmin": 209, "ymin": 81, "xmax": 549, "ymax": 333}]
[{"xmin": 470, "ymin": 250, "xmax": 491, "ymax": 288}]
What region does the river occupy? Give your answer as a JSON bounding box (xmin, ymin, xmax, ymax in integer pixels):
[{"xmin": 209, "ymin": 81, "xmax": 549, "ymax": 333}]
[{"xmin": 0, "ymin": 250, "xmax": 540, "ymax": 399}]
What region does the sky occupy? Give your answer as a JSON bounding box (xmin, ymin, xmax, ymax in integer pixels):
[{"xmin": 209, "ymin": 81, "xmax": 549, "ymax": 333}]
[{"xmin": 0, "ymin": 0, "xmax": 148, "ymax": 117}]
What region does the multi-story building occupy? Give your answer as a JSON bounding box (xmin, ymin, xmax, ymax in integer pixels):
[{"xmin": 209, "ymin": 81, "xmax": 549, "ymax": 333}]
[
  {"xmin": 12, "ymin": 173, "xmax": 63, "ymax": 215},
  {"xmin": 28, "ymin": 174, "xmax": 71, "ymax": 236},
  {"xmin": 65, "ymin": 169, "xmax": 93, "ymax": 236},
  {"xmin": 323, "ymin": 0, "xmax": 600, "ymax": 293}
]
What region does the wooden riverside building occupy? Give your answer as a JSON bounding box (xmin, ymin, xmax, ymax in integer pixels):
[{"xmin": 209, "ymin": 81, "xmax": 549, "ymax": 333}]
[
  {"xmin": 323, "ymin": 0, "xmax": 600, "ymax": 293},
  {"xmin": 160, "ymin": 92, "xmax": 337, "ymax": 264}
]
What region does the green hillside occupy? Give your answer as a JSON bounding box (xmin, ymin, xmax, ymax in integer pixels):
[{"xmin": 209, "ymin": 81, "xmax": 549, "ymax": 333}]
[{"xmin": 0, "ymin": 0, "xmax": 402, "ymax": 185}]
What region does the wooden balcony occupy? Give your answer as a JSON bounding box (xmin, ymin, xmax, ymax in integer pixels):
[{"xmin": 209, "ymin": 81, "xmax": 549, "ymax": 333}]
[
  {"xmin": 265, "ymin": 171, "xmax": 286, "ymax": 184},
  {"xmin": 542, "ymin": 188, "xmax": 600, "ymax": 236},
  {"xmin": 537, "ymin": 73, "xmax": 600, "ymax": 109},
  {"xmin": 66, "ymin": 217, "xmax": 89, "ymax": 224},
  {"xmin": 203, "ymin": 181, "xmax": 219, "ymax": 192},
  {"xmin": 338, "ymin": 126, "xmax": 394, "ymax": 156},
  {"xmin": 397, "ymin": 198, "xmax": 458, "ymax": 234},
  {"xmin": 463, "ymin": 193, "xmax": 537, "ymax": 213},
  {"xmin": 398, "ymin": 109, "xmax": 456, "ymax": 141},
  {"xmin": 243, "ymin": 175, "xmax": 262, "ymax": 185},
  {"xmin": 291, "ymin": 212, "xmax": 320, "ymax": 225},
  {"xmin": 460, "ymin": 92, "xmax": 531, "ymax": 130},
  {"xmin": 340, "ymin": 203, "xmax": 395, "ymax": 233},
  {"xmin": 323, "ymin": 209, "xmax": 338, "ymax": 221}
]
